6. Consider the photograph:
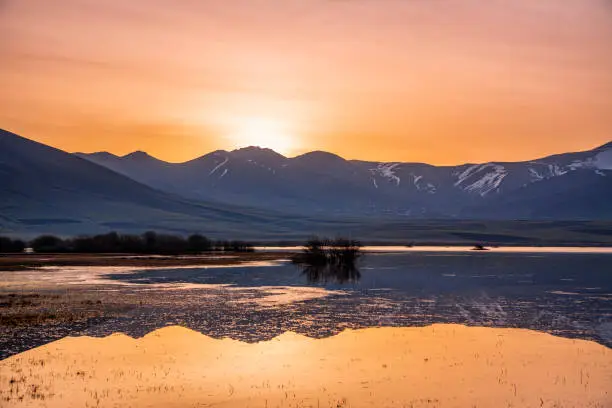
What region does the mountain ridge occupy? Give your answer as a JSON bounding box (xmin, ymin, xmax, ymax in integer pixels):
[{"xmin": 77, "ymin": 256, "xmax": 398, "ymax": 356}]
[
  {"xmin": 75, "ymin": 139, "xmax": 612, "ymax": 167},
  {"xmin": 2, "ymin": 128, "xmax": 612, "ymax": 242},
  {"xmin": 76, "ymin": 138, "xmax": 612, "ymax": 219},
  {"xmin": 0, "ymin": 128, "xmax": 317, "ymax": 237}
]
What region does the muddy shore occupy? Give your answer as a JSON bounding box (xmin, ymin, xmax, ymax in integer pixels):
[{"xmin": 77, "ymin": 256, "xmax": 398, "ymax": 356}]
[{"xmin": 0, "ymin": 251, "xmax": 292, "ymax": 270}]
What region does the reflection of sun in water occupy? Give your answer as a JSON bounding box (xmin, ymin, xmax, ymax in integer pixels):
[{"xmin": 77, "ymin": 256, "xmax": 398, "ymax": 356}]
[{"xmin": 228, "ymin": 117, "xmax": 296, "ymax": 155}]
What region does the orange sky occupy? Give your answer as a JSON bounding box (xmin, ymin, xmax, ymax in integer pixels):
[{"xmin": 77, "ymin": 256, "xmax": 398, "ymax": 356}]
[{"xmin": 1, "ymin": 0, "xmax": 611, "ymax": 164}]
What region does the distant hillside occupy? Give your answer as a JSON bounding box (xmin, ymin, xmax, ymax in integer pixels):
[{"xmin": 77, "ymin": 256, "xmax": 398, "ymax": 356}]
[
  {"xmin": 77, "ymin": 141, "xmax": 612, "ymax": 220},
  {"xmin": 0, "ymin": 129, "xmax": 304, "ymax": 237},
  {"xmin": 3, "ymin": 128, "xmax": 612, "ymax": 244}
]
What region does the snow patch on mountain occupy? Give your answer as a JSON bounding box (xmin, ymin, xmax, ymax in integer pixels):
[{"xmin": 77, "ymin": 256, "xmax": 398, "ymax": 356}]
[
  {"xmin": 465, "ymin": 168, "xmax": 507, "ymax": 196},
  {"xmin": 528, "ymin": 167, "xmax": 545, "ymax": 181},
  {"xmin": 528, "ymin": 162, "xmax": 573, "ymax": 182},
  {"xmin": 548, "ymin": 164, "xmax": 568, "ymax": 177},
  {"xmin": 455, "ymin": 164, "xmax": 482, "ymax": 185},
  {"xmin": 526, "ymin": 150, "xmax": 610, "ymax": 182},
  {"xmin": 411, "ymin": 174, "xmax": 436, "ymax": 194},
  {"xmin": 454, "ymin": 164, "xmax": 507, "ymax": 196},
  {"xmin": 595, "ymin": 148, "xmax": 612, "ymax": 170},
  {"xmin": 247, "ymin": 159, "xmax": 277, "ymax": 174},
  {"xmin": 567, "ymin": 158, "xmax": 595, "ymax": 170},
  {"xmin": 371, "ymin": 163, "xmax": 401, "ymax": 186},
  {"xmin": 209, "ymin": 157, "xmax": 229, "ymax": 176}
]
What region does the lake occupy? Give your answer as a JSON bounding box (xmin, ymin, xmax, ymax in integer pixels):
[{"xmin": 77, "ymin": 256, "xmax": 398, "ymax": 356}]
[
  {"xmin": 2, "ymin": 249, "xmax": 610, "ymax": 358},
  {"xmin": 1, "ymin": 248, "xmax": 611, "ymax": 407}
]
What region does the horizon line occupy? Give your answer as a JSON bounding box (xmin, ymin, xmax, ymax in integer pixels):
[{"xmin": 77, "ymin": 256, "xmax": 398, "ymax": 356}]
[
  {"xmin": 2, "ymin": 126, "xmax": 610, "ymax": 167},
  {"xmin": 73, "ymin": 140, "xmax": 612, "ymax": 167}
]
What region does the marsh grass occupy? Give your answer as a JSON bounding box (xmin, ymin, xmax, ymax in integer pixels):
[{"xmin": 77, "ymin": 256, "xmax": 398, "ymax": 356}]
[
  {"xmin": 292, "ymin": 238, "xmax": 363, "ymax": 284},
  {"xmin": 0, "ymin": 291, "xmax": 128, "ymax": 328}
]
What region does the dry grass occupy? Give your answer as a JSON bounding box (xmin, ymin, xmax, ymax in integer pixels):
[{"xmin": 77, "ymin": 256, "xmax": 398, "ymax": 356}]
[
  {"xmin": 0, "ymin": 292, "xmax": 128, "ymax": 327},
  {"xmin": 0, "ymin": 251, "xmax": 292, "ymax": 271}
]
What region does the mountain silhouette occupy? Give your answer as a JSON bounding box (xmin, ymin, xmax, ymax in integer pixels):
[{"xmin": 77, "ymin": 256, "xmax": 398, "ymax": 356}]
[
  {"xmin": 2, "ymin": 128, "xmax": 611, "ymax": 239},
  {"xmin": 77, "ymin": 140, "xmax": 612, "ymax": 219},
  {"xmin": 0, "ymin": 129, "xmax": 302, "ymax": 236}
]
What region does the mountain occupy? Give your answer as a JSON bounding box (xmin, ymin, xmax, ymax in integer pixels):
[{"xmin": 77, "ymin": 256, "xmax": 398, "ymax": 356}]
[
  {"xmin": 464, "ymin": 171, "xmax": 612, "ymax": 219},
  {"xmin": 0, "ymin": 129, "xmax": 308, "ymax": 237},
  {"xmin": 3, "ymin": 128, "xmax": 612, "ymax": 243},
  {"xmin": 77, "ymin": 142, "xmax": 612, "ymax": 220},
  {"xmin": 78, "ymin": 147, "xmax": 383, "ymax": 214}
]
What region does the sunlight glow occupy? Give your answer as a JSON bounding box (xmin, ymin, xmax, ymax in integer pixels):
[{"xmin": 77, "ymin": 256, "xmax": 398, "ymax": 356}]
[{"xmin": 227, "ymin": 117, "xmax": 297, "ymax": 155}]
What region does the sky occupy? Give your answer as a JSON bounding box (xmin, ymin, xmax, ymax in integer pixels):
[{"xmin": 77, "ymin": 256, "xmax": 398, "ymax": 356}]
[{"xmin": 1, "ymin": 0, "xmax": 611, "ymax": 164}]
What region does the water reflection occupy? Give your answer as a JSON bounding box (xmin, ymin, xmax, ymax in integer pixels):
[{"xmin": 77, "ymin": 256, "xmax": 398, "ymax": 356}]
[
  {"xmin": 291, "ymin": 237, "xmax": 363, "ymax": 284},
  {"xmin": 299, "ymin": 263, "xmax": 361, "ymax": 284},
  {"xmin": 1, "ymin": 325, "xmax": 610, "ymax": 408},
  {"xmin": 2, "ymin": 252, "xmax": 611, "ymax": 359}
]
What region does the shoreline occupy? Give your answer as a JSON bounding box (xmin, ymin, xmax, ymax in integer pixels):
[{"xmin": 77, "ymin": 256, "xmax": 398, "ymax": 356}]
[
  {"xmin": 3, "ymin": 245, "xmax": 612, "ymax": 271},
  {"xmin": 0, "ymin": 251, "xmax": 293, "ymax": 271}
]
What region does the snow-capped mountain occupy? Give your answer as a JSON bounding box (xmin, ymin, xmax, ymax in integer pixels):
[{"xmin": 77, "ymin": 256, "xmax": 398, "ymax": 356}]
[{"xmin": 75, "ymin": 142, "xmax": 612, "ymax": 219}]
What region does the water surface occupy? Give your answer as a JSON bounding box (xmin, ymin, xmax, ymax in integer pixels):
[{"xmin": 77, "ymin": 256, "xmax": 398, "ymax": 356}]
[
  {"xmin": 97, "ymin": 251, "xmax": 612, "ymax": 347},
  {"xmin": 3, "ymin": 324, "xmax": 610, "ymax": 408},
  {"xmin": 1, "ymin": 251, "xmax": 611, "ymax": 359}
]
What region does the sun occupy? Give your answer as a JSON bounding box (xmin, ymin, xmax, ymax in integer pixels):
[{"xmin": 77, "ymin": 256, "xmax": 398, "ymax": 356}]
[{"xmin": 228, "ymin": 117, "xmax": 297, "ymax": 155}]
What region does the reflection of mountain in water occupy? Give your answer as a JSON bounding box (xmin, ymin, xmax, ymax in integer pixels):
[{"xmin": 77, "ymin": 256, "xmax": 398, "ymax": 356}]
[
  {"xmin": 2, "ymin": 252, "xmax": 611, "ymax": 359},
  {"xmin": 1, "ymin": 325, "xmax": 610, "ymax": 408}
]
